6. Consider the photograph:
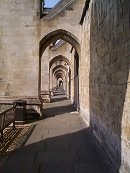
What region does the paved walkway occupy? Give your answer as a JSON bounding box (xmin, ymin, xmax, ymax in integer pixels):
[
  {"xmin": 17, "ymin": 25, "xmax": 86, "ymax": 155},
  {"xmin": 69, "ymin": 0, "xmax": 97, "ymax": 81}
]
[{"xmin": 1, "ymin": 90, "xmax": 112, "ymax": 173}]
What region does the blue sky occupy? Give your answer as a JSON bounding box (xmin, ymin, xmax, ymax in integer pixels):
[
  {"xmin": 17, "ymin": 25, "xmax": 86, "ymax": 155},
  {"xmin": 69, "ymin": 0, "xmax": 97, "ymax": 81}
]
[{"xmin": 45, "ymin": 0, "xmax": 60, "ymax": 8}]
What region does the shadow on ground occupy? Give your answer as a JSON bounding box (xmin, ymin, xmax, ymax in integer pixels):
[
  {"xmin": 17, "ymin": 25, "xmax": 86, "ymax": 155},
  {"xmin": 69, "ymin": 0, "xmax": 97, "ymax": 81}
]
[
  {"xmin": 44, "ymin": 104, "xmax": 76, "ymax": 118},
  {"xmin": 25, "ymin": 109, "xmax": 41, "ymax": 124},
  {"xmin": 0, "ymin": 128, "xmax": 113, "ymax": 173},
  {"xmin": 51, "ymin": 96, "xmax": 67, "ymax": 102}
]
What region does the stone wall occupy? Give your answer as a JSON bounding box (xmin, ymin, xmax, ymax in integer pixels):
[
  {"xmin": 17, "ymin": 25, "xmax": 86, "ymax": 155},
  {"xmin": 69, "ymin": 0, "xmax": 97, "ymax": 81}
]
[
  {"xmin": 40, "ymin": 1, "xmax": 84, "ymax": 44},
  {"xmin": 0, "ymin": 0, "xmax": 84, "ymax": 103},
  {"xmin": 80, "ymin": 2, "xmax": 91, "ymax": 125},
  {"xmin": 1, "ymin": 0, "xmax": 130, "ymax": 171},
  {"xmin": 80, "ymin": 0, "xmax": 130, "ymax": 172},
  {"xmin": 0, "ymin": 0, "xmax": 40, "ymax": 98}
]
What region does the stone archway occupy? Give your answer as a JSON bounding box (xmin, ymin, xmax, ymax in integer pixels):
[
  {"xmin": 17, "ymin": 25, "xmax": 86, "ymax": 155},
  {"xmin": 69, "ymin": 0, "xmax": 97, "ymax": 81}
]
[
  {"xmin": 49, "ymin": 55, "xmax": 71, "ymax": 96},
  {"xmin": 49, "ymin": 55, "xmax": 71, "ymax": 69},
  {"xmin": 53, "ymin": 68, "xmax": 66, "ymax": 92},
  {"xmin": 40, "ymin": 29, "xmax": 80, "ymax": 57},
  {"xmin": 39, "ymin": 29, "xmax": 80, "ymax": 110},
  {"xmin": 52, "ymin": 65, "xmax": 70, "ymax": 98}
]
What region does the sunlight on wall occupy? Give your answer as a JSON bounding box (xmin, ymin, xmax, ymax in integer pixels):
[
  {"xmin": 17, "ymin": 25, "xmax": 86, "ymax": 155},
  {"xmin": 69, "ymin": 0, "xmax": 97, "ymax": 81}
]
[{"xmin": 121, "ymin": 69, "xmax": 130, "ymax": 171}]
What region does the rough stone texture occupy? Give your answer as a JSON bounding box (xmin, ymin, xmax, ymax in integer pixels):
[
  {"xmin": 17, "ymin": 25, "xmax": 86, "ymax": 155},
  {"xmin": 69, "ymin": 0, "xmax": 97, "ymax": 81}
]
[
  {"xmin": 0, "ymin": 0, "xmax": 84, "ymax": 99},
  {"xmin": 0, "ymin": 0, "xmax": 130, "ymax": 172},
  {"xmin": 80, "ymin": 2, "xmax": 91, "ymax": 125},
  {"xmin": 80, "ymin": 0, "xmax": 130, "ymax": 172},
  {"xmin": 0, "ymin": 0, "xmax": 40, "ymax": 98}
]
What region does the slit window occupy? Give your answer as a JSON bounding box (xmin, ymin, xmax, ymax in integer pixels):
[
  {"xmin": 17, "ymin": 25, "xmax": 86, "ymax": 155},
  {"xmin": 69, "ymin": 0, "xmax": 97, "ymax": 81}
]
[
  {"xmin": 43, "ymin": 0, "xmax": 60, "ymax": 8},
  {"xmin": 41, "ymin": 0, "xmax": 61, "ymax": 18}
]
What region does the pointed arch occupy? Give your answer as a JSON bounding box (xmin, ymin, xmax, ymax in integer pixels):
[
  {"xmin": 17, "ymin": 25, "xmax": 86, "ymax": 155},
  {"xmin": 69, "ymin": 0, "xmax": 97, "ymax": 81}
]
[
  {"xmin": 49, "ymin": 55, "xmax": 70, "ymax": 69},
  {"xmin": 40, "ymin": 29, "xmax": 80, "ymax": 57},
  {"xmin": 39, "ymin": 29, "xmax": 80, "ymax": 99}
]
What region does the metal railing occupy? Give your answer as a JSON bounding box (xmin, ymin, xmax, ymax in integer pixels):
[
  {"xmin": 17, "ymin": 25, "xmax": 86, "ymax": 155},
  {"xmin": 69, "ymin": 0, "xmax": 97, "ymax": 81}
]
[{"xmin": 0, "ymin": 106, "xmax": 16, "ymax": 142}]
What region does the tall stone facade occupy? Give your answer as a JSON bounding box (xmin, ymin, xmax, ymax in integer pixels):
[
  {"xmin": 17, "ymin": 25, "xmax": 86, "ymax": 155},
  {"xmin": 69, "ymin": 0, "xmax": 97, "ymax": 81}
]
[
  {"xmin": 0, "ymin": 0, "xmax": 83, "ymax": 99},
  {"xmin": 0, "ymin": 0, "xmax": 40, "ymax": 97},
  {"xmin": 80, "ymin": 0, "xmax": 130, "ymax": 172},
  {"xmin": 0, "ymin": 0, "xmax": 130, "ymax": 172}
]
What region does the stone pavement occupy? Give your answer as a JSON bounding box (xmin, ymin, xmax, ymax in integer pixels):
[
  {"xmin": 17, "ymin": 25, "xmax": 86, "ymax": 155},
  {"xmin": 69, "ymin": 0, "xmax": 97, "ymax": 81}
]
[{"xmin": 0, "ymin": 90, "xmax": 113, "ymax": 173}]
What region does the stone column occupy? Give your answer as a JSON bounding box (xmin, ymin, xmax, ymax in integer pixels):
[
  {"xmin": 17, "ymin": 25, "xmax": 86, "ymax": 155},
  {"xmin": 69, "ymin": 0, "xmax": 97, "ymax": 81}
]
[{"xmin": 41, "ymin": 49, "xmax": 51, "ymax": 102}]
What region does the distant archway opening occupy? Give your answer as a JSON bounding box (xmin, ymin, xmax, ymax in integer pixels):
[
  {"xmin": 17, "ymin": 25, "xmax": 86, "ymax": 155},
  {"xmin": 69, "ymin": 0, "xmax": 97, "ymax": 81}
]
[{"xmin": 39, "ymin": 29, "xmax": 80, "ymax": 110}]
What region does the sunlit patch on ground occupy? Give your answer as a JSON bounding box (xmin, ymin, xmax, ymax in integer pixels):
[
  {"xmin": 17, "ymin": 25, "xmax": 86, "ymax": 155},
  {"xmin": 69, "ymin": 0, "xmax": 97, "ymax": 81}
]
[{"xmin": 0, "ymin": 125, "xmax": 34, "ymax": 166}]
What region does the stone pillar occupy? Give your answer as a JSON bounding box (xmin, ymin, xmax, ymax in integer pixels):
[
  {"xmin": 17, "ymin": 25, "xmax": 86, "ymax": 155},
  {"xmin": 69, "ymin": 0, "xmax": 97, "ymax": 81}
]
[
  {"xmin": 65, "ymin": 69, "xmax": 69, "ymax": 98},
  {"xmin": 41, "ymin": 48, "xmax": 51, "ymax": 102},
  {"xmin": 49, "ymin": 68, "xmax": 53, "ymax": 91}
]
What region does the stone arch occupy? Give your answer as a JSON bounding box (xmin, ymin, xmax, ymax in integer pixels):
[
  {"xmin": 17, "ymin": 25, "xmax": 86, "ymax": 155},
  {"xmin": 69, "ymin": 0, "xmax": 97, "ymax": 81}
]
[
  {"xmin": 54, "ymin": 69, "xmax": 66, "ymax": 90},
  {"xmin": 55, "ymin": 73, "xmax": 64, "ymax": 79},
  {"xmin": 53, "ymin": 67, "xmax": 70, "ymax": 98},
  {"xmin": 39, "ymin": 29, "xmax": 80, "ymax": 101},
  {"xmin": 52, "ymin": 65, "xmax": 68, "ymax": 74},
  {"xmin": 54, "ymin": 69, "xmax": 66, "ymax": 77},
  {"xmin": 49, "ymin": 56, "xmax": 71, "ymax": 92},
  {"xmin": 49, "ymin": 55, "xmax": 70, "ymax": 69},
  {"xmin": 40, "ymin": 29, "xmax": 80, "ymax": 57}
]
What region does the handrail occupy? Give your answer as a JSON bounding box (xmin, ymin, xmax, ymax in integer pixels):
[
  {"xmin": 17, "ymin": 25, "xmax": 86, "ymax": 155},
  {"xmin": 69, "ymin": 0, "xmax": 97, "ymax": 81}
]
[
  {"xmin": 0, "ymin": 106, "xmax": 16, "ymax": 142},
  {"xmin": 0, "ymin": 103, "xmax": 13, "ymax": 105},
  {"xmin": 0, "ymin": 106, "xmax": 16, "ymax": 116},
  {"xmin": 0, "ymin": 102, "xmax": 42, "ymax": 106}
]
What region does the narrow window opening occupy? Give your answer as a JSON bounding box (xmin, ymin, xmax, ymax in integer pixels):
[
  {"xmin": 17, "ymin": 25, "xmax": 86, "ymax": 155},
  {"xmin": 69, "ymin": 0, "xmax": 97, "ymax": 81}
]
[
  {"xmin": 40, "ymin": 0, "xmax": 61, "ymax": 18},
  {"xmin": 44, "ymin": 0, "xmax": 60, "ymax": 8}
]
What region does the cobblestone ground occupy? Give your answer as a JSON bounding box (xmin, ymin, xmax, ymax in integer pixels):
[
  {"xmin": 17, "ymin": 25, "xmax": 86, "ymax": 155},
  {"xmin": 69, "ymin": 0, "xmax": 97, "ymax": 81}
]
[{"xmin": 0, "ymin": 90, "xmax": 113, "ymax": 173}]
